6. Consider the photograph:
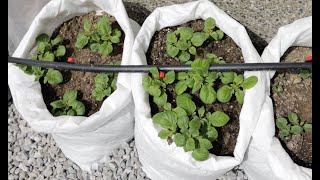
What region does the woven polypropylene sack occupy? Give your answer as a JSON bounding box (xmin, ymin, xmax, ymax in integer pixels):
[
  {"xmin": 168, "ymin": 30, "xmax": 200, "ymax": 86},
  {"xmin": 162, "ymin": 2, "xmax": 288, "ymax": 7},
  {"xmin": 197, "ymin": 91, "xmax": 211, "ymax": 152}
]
[
  {"xmin": 8, "ymin": 0, "xmax": 140, "ymax": 172},
  {"xmin": 242, "ymin": 16, "xmax": 312, "ymax": 180},
  {"xmin": 131, "ymin": 0, "xmax": 268, "ymax": 179}
]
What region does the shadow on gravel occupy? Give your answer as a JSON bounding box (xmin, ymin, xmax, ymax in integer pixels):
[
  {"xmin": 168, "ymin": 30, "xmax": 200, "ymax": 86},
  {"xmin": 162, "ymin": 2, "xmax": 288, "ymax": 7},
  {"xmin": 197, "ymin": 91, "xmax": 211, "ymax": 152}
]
[
  {"xmin": 123, "ymin": 2, "xmax": 151, "ymax": 26},
  {"xmin": 245, "ymin": 27, "xmax": 268, "ymax": 55}
]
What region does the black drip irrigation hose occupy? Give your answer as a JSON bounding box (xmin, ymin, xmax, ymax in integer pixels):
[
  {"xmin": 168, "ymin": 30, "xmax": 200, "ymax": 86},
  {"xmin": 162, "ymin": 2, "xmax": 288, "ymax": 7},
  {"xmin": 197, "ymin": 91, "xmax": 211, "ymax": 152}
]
[{"xmin": 8, "ymin": 56, "xmax": 312, "ymax": 73}]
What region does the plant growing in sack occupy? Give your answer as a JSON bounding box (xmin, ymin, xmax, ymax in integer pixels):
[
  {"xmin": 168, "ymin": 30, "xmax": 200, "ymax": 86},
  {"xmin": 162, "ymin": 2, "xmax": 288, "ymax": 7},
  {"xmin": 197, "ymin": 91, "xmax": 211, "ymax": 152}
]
[{"xmin": 143, "ymin": 17, "xmax": 258, "ymax": 160}]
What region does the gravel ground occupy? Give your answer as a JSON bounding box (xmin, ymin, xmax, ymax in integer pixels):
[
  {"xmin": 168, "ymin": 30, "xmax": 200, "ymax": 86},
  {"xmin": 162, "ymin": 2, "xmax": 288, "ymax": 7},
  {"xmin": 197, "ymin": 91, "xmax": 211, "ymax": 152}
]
[{"xmin": 8, "ymin": 0, "xmax": 311, "ymax": 179}]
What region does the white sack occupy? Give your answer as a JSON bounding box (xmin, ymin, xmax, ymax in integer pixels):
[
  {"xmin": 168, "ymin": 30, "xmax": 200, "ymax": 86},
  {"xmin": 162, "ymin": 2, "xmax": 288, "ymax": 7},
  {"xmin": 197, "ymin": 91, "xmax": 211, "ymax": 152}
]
[
  {"xmin": 8, "ymin": 0, "xmax": 51, "ymax": 55},
  {"xmin": 242, "ymin": 16, "xmax": 312, "ymax": 180},
  {"xmin": 8, "ymin": 0, "xmax": 140, "ymax": 172},
  {"xmin": 131, "ymin": 0, "xmax": 268, "ymax": 179}
]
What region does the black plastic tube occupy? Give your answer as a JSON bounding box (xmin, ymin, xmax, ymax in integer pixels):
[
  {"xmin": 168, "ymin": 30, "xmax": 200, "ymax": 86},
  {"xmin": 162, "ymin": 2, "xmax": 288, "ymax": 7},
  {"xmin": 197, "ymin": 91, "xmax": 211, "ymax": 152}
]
[{"xmin": 8, "ymin": 56, "xmax": 312, "ymax": 72}]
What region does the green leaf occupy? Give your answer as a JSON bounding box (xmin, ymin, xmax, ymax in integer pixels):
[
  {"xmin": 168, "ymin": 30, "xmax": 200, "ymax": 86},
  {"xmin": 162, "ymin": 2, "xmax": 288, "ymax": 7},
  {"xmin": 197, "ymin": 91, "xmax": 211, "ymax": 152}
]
[
  {"xmin": 208, "ymin": 111, "xmax": 230, "ymax": 127},
  {"xmin": 177, "ymin": 72, "xmax": 188, "ymax": 80},
  {"xmin": 177, "ymin": 115, "xmax": 189, "ymax": 130},
  {"xmin": 178, "ymin": 51, "xmax": 191, "ymax": 62},
  {"xmin": 216, "ymin": 30, "xmax": 224, "ymax": 40},
  {"xmin": 191, "ymin": 32, "xmax": 208, "ymax": 47},
  {"xmin": 147, "ymin": 85, "xmax": 161, "ymax": 97},
  {"xmin": 166, "ymin": 32, "xmax": 177, "ymax": 44},
  {"xmin": 84, "ymin": 19, "xmax": 91, "ymax": 32},
  {"xmin": 158, "ymin": 129, "xmax": 172, "ymax": 139},
  {"xmin": 235, "ymin": 90, "xmax": 244, "ymax": 104},
  {"xmin": 192, "ymin": 148, "xmax": 209, "ymax": 161},
  {"xmin": 175, "ymin": 80, "xmax": 188, "ymax": 95},
  {"xmin": 178, "ymin": 27, "xmax": 194, "ymax": 40},
  {"xmin": 50, "ymin": 100, "xmax": 65, "ymax": 109},
  {"xmin": 110, "ymin": 36, "xmax": 120, "ymax": 43},
  {"xmin": 290, "ymin": 125, "xmax": 303, "ymax": 135},
  {"xmin": 191, "ymin": 59, "xmax": 210, "ymax": 74},
  {"xmin": 198, "ymin": 106, "xmax": 205, "ymax": 118},
  {"xmin": 200, "ymin": 85, "xmax": 216, "ymax": 104},
  {"xmin": 91, "ymin": 33, "xmax": 100, "ymax": 42},
  {"xmin": 142, "ymin": 75, "xmax": 152, "ymax": 90},
  {"xmin": 92, "ymin": 89, "xmax": 104, "ymax": 101},
  {"xmin": 112, "ymin": 29, "xmax": 122, "ymax": 38},
  {"xmin": 183, "ymin": 138, "xmax": 195, "ymax": 152},
  {"xmin": 174, "ymin": 133, "xmax": 186, "ymax": 147},
  {"xmin": 51, "ymin": 36, "xmax": 62, "ymax": 46},
  {"xmin": 99, "ymin": 42, "xmax": 113, "ymax": 56},
  {"xmin": 70, "ymin": 100, "xmax": 85, "ymax": 116},
  {"xmin": 303, "ymin": 123, "xmax": 312, "ymax": 131},
  {"xmin": 90, "ymin": 43, "xmax": 100, "ymax": 52},
  {"xmin": 176, "ymin": 93, "xmax": 196, "ymax": 116},
  {"xmin": 67, "ymin": 109, "xmax": 76, "ymax": 116},
  {"xmin": 63, "ymin": 90, "xmax": 77, "ymax": 102},
  {"xmin": 36, "ymin": 33, "xmax": 50, "ymax": 44},
  {"xmin": 176, "ymin": 40, "xmax": 189, "ymax": 51},
  {"xmin": 191, "ymin": 79, "xmax": 202, "ymax": 94},
  {"xmin": 163, "ymin": 103, "xmax": 172, "ymax": 111},
  {"xmin": 152, "ymin": 111, "xmax": 177, "ymax": 129},
  {"xmin": 163, "ymin": 71, "xmax": 175, "ymax": 84},
  {"xmin": 189, "ymin": 46, "xmax": 197, "ymax": 55},
  {"xmin": 150, "ymin": 67, "xmax": 159, "ymax": 79},
  {"xmin": 210, "ymin": 31, "xmax": 218, "ymax": 40},
  {"xmin": 206, "ymin": 127, "xmax": 218, "ymax": 141},
  {"xmin": 42, "ymin": 52, "xmax": 55, "ymax": 61},
  {"xmin": 199, "ymin": 138, "xmax": 213, "ymax": 150},
  {"xmin": 242, "ymin": 76, "xmax": 258, "ymax": 90},
  {"xmin": 204, "ymin": 17, "xmax": 215, "ymax": 30},
  {"xmin": 153, "ymin": 92, "xmax": 167, "ymax": 106},
  {"xmin": 217, "ymin": 85, "xmax": 233, "ymax": 103},
  {"xmin": 173, "ymin": 107, "xmax": 187, "ymax": 117},
  {"xmin": 234, "ymin": 74, "xmax": 244, "ymax": 85},
  {"xmin": 279, "ymin": 129, "xmax": 289, "ymax": 139},
  {"xmin": 75, "ymin": 33, "xmax": 89, "ymax": 49},
  {"xmin": 45, "ymin": 69, "xmax": 63, "ymax": 85},
  {"xmin": 54, "ymin": 45, "xmax": 66, "ymax": 57},
  {"xmin": 299, "ymin": 70, "xmax": 311, "ymax": 79},
  {"xmin": 221, "ymin": 72, "xmax": 234, "ymax": 84},
  {"xmin": 276, "ymin": 118, "xmax": 288, "ymax": 129},
  {"xmin": 96, "ymin": 16, "xmax": 112, "ymax": 36},
  {"xmin": 37, "ymin": 42, "xmax": 50, "ymax": 54},
  {"xmin": 288, "ymin": 112, "xmax": 299, "ymax": 125},
  {"xmin": 189, "ymin": 119, "xmax": 201, "ymax": 131}
]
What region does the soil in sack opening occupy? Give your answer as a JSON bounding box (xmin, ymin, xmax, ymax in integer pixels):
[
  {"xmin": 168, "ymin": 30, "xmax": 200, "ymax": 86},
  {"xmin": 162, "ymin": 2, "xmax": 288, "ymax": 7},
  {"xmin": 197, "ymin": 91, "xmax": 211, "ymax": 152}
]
[
  {"xmin": 146, "ymin": 19, "xmax": 245, "ymax": 156},
  {"xmin": 41, "ymin": 12, "xmax": 125, "ymax": 116},
  {"xmin": 271, "ymin": 47, "xmax": 312, "ymax": 168}
]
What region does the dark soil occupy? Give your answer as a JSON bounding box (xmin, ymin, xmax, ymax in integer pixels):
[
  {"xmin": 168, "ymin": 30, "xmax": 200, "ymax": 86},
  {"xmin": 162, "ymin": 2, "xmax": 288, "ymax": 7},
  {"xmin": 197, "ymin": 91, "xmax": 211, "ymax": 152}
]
[
  {"xmin": 41, "ymin": 12, "xmax": 124, "ymax": 116},
  {"xmin": 271, "ymin": 47, "xmax": 312, "ymax": 168},
  {"xmin": 146, "ymin": 19, "xmax": 244, "ymax": 156}
]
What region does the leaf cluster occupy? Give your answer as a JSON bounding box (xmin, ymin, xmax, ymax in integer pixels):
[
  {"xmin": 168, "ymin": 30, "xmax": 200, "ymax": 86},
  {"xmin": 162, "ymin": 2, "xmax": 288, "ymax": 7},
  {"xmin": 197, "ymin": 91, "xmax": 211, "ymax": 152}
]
[
  {"xmin": 50, "ymin": 90, "xmax": 86, "ymax": 116},
  {"xmin": 75, "ymin": 17, "xmax": 122, "ymax": 56}
]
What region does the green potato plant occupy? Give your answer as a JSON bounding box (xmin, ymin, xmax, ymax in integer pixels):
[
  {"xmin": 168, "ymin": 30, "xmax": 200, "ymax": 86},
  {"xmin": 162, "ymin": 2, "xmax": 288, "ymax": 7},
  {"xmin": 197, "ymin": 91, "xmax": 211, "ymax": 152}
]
[
  {"xmin": 92, "ymin": 61, "xmax": 120, "ymax": 101},
  {"xmin": 203, "ymin": 17, "xmax": 224, "ymax": 41},
  {"xmin": 75, "ymin": 16, "xmax": 122, "ymax": 56},
  {"xmin": 152, "ymin": 94, "xmax": 230, "ymax": 161},
  {"xmin": 50, "ymin": 90, "xmax": 86, "ymax": 116},
  {"xmin": 276, "ymin": 112, "xmax": 312, "ymax": 139},
  {"xmin": 17, "ymin": 33, "xmax": 65, "ymax": 85},
  {"xmin": 217, "ymin": 72, "xmax": 258, "ymax": 104},
  {"xmin": 142, "ymin": 67, "xmax": 175, "ymax": 107},
  {"xmin": 299, "ymin": 70, "xmax": 312, "ymax": 79}
]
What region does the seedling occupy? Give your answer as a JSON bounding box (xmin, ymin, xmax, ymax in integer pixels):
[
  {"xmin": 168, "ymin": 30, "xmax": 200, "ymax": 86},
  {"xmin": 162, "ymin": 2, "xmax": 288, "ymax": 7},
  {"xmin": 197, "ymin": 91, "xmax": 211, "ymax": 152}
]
[
  {"xmin": 17, "ymin": 33, "xmax": 64, "ymax": 85},
  {"xmin": 152, "ymin": 94, "xmax": 230, "ymax": 161},
  {"xmin": 75, "ymin": 16, "xmax": 122, "ymax": 56},
  {"xmin": 143, "ymin": 67, "xmax": 175, "ymax": 107},
  {"xmin": 299, "ymin": 70, "xmax": 312, "ymax": 79},
  {"xmin": 217, "ymin": 72, "xmax": 257, "ymax": 104},
  {"xmin": 50, "ymin": 90, "xmax": 86, "ymax": 116},
  {"xmin": 175, "ymin": 58, "xmax": 220, "ymax": 104},
  {"xmin": 276, "ymin": 112, "xmax": 312, "ymax": 139},
  {"xmin": 203, "ymin": 17, "xmax": 224, "ymax": 41},
  {"xmin": 92, "ymin": 61, "xmax": 120, "ymax": 101}
]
